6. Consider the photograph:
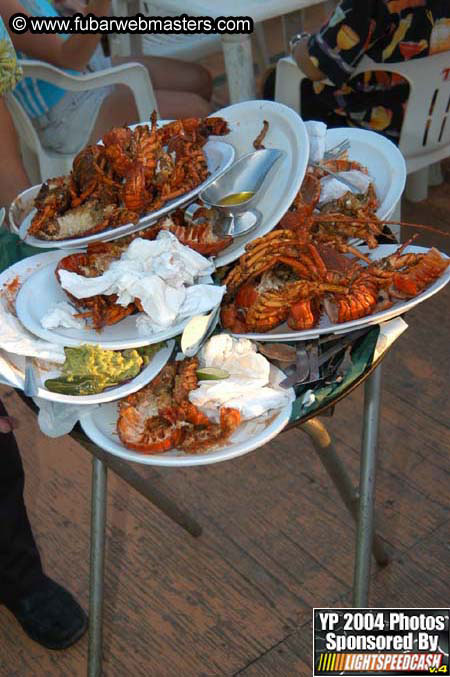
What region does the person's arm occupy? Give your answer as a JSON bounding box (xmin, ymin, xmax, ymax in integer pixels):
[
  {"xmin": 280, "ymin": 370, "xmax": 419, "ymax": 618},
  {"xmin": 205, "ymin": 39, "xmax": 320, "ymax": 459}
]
[
  {"xmin": 292, "ymin": 39, "xmax": 326, "ymax": 81},
  {"xmin": 2, "ymin": 0, "xmax": 111, "ymax": 71},
  {"xmin": 0, "ymin": 97, "xmax": 30, "ymax": 209}
]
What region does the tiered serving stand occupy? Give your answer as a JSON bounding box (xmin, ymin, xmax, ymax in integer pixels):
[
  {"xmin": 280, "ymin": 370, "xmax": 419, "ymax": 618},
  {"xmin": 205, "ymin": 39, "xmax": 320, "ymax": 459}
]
[{"xmin": 5, "ymin": 103, "xmax": 447, "ymax": 677}]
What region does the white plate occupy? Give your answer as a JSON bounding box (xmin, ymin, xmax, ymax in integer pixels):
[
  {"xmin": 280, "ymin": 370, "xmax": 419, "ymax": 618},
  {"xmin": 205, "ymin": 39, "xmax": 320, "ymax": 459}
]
[
  {"xmin": 15, "ymin": 254, "xmax": 192, "ymax": 349},
  {"xmin": 0, "ymin": 341, "xmax": 174, "ymax": 404},
  {"xmin": 211, "ymin": 101, "xmax": 309, "ymax": 267},
  {"xmin": 80, "ymin": 365, "xmax": 293, "ymax": 467},
  {"xmin": 325, "ymin": 128, "xmax": 406, "ymax": 220},
  {"xmin": 232, "ymin": 245, "xmax": 450, "ymax": 342},
  {"xmin": 0, "ymin": 249, "xmax": 63, "ymax": 297},
  {"xmin": 9, "ymin": 185, "xmax": 41, "ymax": 236},
  {"xmin": 0, "ymin": 252, "xmax": 175, "ymax": 400},
  {"xmin": 19, "ymin": 136, "xmax": 235, "ymax": 249}
]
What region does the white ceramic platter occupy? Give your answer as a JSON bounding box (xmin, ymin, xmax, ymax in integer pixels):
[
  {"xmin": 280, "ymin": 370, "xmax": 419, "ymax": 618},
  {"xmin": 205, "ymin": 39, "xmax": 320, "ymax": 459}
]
[
  {"xmin": 0, "ymin": 341, "xmax": 174, "ymax": 405},
  {"xmin": 232, "ymin": 245, "xmax": 450, "ymax": 342},
  {"xmin": 15, "ymin": 253, "xmax": 192, "ymax": 349},
  {"xmin": 19, "ymin": 135, "xmax": 235, "ymax": 249},
  {"xmin": 0, "ymin": 250, "xmax": 59, "ymax": 387},
  {"xmin": 80, "ymin": 365, "xmax": 293, "ymax": 467},
  {"xmin": 9, "ymin": 185, "xmax": 41, "ymax": 236},
  {"xmin": 0, "ymin": 252, "xmax": 175, "ymax": 400},
  {"xmin": 0, "ymin": 250, "xmax": 63, "ymax": 300},
  {"xmin": 211, "ymin": 101, "xmax": 309, "ymax": 267},
  {"xmin": 325, "ymin": 128, "xmax": 406, "ymax": 221}
]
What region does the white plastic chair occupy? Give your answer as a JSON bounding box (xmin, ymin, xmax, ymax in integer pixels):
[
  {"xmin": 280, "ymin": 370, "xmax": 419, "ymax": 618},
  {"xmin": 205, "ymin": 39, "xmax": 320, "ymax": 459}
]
[
  {"xmin": 5, "ymin": 59, "xmax": 158, "ymax": 184},
  {"xmin": 275, "ymin": 52, "xmax": 450, "ymax": 205},
  {"xmin": 110, "ymin": 0, "xmax": 270, "ymax": 70}
]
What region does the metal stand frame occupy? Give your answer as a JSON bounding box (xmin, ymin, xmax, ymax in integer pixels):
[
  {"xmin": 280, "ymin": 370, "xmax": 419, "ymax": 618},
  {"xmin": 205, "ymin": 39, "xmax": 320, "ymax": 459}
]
[
  {"xmin": 88, "ymin": 458, "xmax": 108, "ymax": 677},
  {"xmin": 300, "ymin": 365, "xmax": 388, "ymax": 609},
  {"xmin": 353, "ymin": 364, "xmax": 384, "ymax": 606},
  {"xmin": 85, "ymin": 364, "xmax": 388, "ymax": 674}
]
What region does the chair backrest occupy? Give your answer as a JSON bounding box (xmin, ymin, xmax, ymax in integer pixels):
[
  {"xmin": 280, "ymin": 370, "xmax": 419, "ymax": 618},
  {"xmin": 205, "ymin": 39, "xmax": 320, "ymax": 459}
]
[
  {"xmin": 352, "ymin": 52, "xmax": 450, "ymax": 169},
  {"xmin": 6, "ymin": 58, "xmax": 158, "ymax": 183},
  {"xmin": 276, "ymin": 51, "xmax": 450, "ymax": 171},
  {"xmin": 5, "ymin": 90, "xmax": 73, "ymax": 184}
]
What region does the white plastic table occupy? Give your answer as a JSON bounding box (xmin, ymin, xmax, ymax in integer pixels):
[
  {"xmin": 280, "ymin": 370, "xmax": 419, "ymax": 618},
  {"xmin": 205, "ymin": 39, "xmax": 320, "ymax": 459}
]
[{"xmin": 114, "ymin": 0, "xmax": 327, "ymax": 102}]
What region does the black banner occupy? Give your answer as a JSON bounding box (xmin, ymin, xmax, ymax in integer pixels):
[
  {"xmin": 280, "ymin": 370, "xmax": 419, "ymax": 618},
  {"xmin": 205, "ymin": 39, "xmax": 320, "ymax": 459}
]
[{"xmin": 313, "ymin": 609, "xmax": 449, "ymax": 676}]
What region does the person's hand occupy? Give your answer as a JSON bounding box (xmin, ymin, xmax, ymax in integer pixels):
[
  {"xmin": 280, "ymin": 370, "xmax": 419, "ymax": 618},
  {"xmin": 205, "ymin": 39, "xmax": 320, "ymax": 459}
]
[{"xmin": 0, "ymin": 415, "xmax": 17, "ymax": 433}]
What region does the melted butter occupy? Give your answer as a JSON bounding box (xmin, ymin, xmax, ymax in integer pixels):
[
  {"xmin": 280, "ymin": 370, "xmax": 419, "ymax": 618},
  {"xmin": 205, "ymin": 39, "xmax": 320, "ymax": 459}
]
[{"xmin": 218, "ymin": 191, "xmax": 254, "ymax": 206}]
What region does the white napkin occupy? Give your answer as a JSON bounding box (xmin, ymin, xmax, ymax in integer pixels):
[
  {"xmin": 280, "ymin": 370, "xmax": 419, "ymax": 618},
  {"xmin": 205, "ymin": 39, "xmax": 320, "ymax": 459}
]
[
  {"xmin": 136, "ymin": 284, "xmax": 225, "ymax": 334},
  {"xmin": 35, "ymin": 397, "xmax": 99, "ymax": 437},
  {"xmin": 0, "ymin": 297, "xmax": 65, "ymax": 363},
  {"xmin": 41, "ymin": 301, "xmax": 85, "ymax": 330},
  {"xmin": 189, "ymin": 335, "xmax": 294, "ymax": 421},
  {"xmin": 56, "ymin": 231, "xmax": 221, "ymax": 331},
  {"xmin": 319, "ymin": 170, "xmax": 372, "ymax": 205},
  {"xmin": 305, "ymin": 120, "xmax": 327, "ymax": 163},
  {"xmin": 373, "ymin": 317, "xmax": 408, "ymax": 362}
]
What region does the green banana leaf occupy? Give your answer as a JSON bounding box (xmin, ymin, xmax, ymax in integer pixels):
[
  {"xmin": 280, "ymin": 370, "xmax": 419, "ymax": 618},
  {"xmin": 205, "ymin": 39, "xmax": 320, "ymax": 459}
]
[{"xmin": 289, "ymin": 326, "xmax": 380, "ymax": 423}]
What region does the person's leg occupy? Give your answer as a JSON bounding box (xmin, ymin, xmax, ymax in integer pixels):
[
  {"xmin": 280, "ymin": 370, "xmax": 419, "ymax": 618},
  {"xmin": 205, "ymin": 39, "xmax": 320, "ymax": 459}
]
[
  {"xmin": 0, "ymin": 398, "xmax": 87, "ymax": 650},
  {"xmin": 0, "ymin": 399, "xmax": 44, "ymax": 607},
  {"xmin": 154, "ymin": 89, "xmax": 213, "ymax": 119},
  {"xmin": 112, "ymin": 54, "xmax": 213, "ymax": 102},
  {"xmin": 89, "ymin": 84, "xmax": 213, "ymax": 144},
  {"xmin": 88, "ymin": 85, "xmax": 140, "ymax": 144},
  {"xmin": 300, "ymin": 79, "xmax": 347, "ymax": 127}
]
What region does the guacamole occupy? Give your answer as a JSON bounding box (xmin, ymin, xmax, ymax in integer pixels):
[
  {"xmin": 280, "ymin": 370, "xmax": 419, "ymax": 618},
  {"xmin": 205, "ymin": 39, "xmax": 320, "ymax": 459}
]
[{"xmin": 45, "ymin": 343, "xmax": 164, "ymax": 395}]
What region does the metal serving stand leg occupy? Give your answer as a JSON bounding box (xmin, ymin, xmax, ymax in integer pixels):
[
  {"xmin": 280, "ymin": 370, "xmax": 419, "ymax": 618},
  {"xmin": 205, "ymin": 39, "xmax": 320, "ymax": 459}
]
[
  {"xmin": 88, "ymin": 457, "xmax": 108, "ymax": 677},
  {"xmin": 300, "ymin": 416, "xmax": 389, "ymax": 569},
  {"xmin": 300, "ymin": 408, "xmax": 389, "ymax": 574},
  {"xmin": 353, "ymin": 364, "xmax": 383, "ymax": 606}
]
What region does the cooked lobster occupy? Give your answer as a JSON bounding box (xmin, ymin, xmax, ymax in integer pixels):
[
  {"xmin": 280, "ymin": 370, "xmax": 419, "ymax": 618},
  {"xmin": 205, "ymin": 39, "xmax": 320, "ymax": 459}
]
[
  {"xmin": 117, "ymin": 357, "xmax": 241, "ymax": 454},
  {"xmin": 30, "ymin": 112, "xmax": 230, "ymax": 240}
]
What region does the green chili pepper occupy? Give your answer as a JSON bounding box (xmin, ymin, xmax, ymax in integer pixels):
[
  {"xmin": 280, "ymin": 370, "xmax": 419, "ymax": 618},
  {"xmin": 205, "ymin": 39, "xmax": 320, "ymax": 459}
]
[{"xmin": 44, "ymin": 375, "xmax": 118, "ymax": 396}]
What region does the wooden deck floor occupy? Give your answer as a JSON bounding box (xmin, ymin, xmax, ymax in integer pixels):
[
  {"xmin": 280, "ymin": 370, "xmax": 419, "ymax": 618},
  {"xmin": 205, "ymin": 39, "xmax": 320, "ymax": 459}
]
[{"xmin": 1, "ymin": 20, "xmax": 449, "ymax": 675}]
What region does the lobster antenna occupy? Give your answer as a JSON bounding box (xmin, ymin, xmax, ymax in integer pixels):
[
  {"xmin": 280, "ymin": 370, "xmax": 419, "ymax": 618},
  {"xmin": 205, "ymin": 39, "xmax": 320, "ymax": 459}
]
[
  {"xmin": 383, "ymin": 220, "xmax": 450, "ymax": 238},
  {"xmin": 314, "ymin": 214, "xmax": 450, "ymax": 238}
]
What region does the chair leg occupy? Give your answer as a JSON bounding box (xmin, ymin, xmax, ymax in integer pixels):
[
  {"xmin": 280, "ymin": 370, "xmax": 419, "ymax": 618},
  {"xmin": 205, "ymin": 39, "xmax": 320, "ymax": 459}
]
[
  {"xmin": 221, "ymin": 33, "xmax": 257, "ymax": 103},
  {"xmin": 254, "ymin": 23, "xmax": 271, "ymax": 74},
  {"xmin": 405, "ymin": 167, "xmax": 429, "ymax": 202},
  {"xmin": 300, "ymin": 417, "xmax": 390, "ymax": 567},
  {"xmin": 353, "ymin": 365, "xmax": 383, "ymax": 607},
  {"xmin": 281, "ymin": 15, "xmax": 289, "ymax": 54},
  {"xmin": 428, "ymin": 161, "xmax": 444, "ymax": 186}
]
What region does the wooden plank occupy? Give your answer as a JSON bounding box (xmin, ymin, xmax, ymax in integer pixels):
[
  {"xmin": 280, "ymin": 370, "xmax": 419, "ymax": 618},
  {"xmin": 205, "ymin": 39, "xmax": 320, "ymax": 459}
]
[
  {"xmin": 407, "ymin": 521, "xmax": 450, "ymax": 589},
  {"xmin": 236, "ymin": 638, "xmax": 311, "ymax": 676}
]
